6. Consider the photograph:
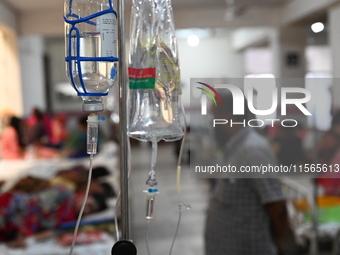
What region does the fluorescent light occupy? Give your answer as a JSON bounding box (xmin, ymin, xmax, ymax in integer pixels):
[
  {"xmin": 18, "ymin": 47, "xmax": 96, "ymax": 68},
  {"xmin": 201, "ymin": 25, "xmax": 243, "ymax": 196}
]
[
  {"xmin": 187, "ymin": 35, "xmax": 199, "ymax": 47},
  {"xmin": 311, "ymin": 22, "xmax": 324, "ymax": 33}
]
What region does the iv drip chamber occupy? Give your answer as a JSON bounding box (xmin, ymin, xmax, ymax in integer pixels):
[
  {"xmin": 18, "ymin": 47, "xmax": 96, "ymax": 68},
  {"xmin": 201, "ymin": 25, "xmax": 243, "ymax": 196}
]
[
  {"xmin": 64, "ymin": 0, "xmax": 118, "ymax": 112},
  {"xmin": 144, "ymin": 188, "xmax": 159, "ymax": 220}
]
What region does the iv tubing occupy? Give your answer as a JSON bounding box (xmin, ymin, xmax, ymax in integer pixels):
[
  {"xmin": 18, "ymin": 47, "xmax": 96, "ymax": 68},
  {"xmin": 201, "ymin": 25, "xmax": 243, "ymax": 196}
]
[
  {"xmin": 169, "ymin": 206, "xmax": 182, "ymax": 255},
  {"xmin": 68, "ymin": 153, "xmax": 94, "ymax": 255},
  {"xmin": 114, "ymin": 139, "xmax": 132, "ymax": 241},
  {"xmin": 176, "ymin": 101, "xmax": 188, "ymax": 194},
  {"xmin": 151, "ymin": 140, "xmax": 158, "ymax": 171},
  {"xmin": 145, "ymin": 220, "xmax": 152, "ymax": 255},
  {"xmin": 169, "ymin": 100, "xmax": 188, "ymax": 255},
  {"xmin": 144, "ymin": 101, "xmax": 188, "ymax": 255},
  {"xmin": 177, "ymin": 101, "xmax": 187, "ymax": 168}
]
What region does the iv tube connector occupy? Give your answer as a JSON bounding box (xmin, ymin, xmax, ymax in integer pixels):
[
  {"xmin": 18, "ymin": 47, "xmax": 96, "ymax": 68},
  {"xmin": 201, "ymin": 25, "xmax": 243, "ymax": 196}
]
[
  {"xmin": 86, "ymin": 113, "xmax": 105, "ymax": 155},
  {"xmin": 83, "ymin": 100, "xmax": 104, "ymax": 112},
  {"xmin": 144, "ymin": 189, "xmax": 159, "ymax": 220},
  {"xmin": 146, "ymin": 170, "xmax": 157, "ymax": 186}
]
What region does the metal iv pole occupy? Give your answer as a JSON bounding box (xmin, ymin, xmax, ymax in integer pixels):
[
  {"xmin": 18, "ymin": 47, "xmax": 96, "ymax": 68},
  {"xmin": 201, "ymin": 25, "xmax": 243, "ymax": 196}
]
[{"xmin": 112, "ymin": 0, "xmax": 137, "ymax": 254}]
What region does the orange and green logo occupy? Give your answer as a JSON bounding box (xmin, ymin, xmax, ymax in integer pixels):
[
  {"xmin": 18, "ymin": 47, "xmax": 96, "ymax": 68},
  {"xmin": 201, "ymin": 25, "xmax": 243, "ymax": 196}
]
[
  {"xmin": 196, "ymin": 82, "xmax": 222, "ymax": 106},
  {"xmin": 196, "ymin": 82, "xmax": 222, "ymax": 115}
]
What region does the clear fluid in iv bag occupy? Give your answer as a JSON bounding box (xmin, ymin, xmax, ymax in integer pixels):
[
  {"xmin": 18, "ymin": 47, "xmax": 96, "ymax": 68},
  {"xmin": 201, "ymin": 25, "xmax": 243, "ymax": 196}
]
[
  {"xmin": 128, "ymin": 0, "xmax": 183, "ymax": 142},
  {"xmin": 64, "ymin": 0, "xmax": 118, "ymax": 112},
  {"xmin": 128, "ymin": 41, "xmax": 183, "ymax": 143},
  {"xmin": 66, "ymin": 32, "xmax": 117, "ymax": 100},
  {"xmin": 128, "ymin": 86, "xmax": 183, "ymax": 142}
]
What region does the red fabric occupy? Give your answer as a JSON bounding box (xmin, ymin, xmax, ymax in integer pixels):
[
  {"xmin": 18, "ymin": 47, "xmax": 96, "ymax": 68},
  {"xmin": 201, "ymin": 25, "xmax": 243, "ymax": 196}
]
[
  {"xmin": 0, "ymin": 188, "xmax": 77, "ymax": 242},
  {"xmin": 1, "ymin": 126, "xmax": 23, "ymax": 160}
]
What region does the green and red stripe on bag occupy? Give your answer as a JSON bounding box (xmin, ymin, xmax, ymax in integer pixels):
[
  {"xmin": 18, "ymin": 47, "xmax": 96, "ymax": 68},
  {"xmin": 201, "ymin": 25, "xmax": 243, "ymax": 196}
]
[{"xmin": 128, "ymin": 67, "xmax": 156, "ymax": 89}]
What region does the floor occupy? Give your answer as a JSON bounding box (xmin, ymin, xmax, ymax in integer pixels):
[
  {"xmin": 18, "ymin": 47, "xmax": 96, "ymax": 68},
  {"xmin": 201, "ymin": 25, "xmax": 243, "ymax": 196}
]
[
  {"xmin": 127, "ymin": 143, "xmax": 340, "ymax": 255},
  {"xmin": 129, "ymin": 142, "xmax": 210, "ymax": 255}
]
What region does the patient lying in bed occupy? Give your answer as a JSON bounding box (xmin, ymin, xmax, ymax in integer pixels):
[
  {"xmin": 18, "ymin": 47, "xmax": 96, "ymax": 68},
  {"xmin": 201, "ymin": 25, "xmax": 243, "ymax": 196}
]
[{"xmin": 0, "ymin": 165, "xmax": 114, "ymax": 248}]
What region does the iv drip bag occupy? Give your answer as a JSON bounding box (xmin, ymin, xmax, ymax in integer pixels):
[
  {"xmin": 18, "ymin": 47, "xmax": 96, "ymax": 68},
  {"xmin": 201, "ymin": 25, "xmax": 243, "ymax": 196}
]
[
  {"xmin": 64, "ymin": 0, "xmax": 118, "ymax": 112},
  {"xmin": 127, "ymin": 0, "xmax": 184, "ymax": 142}
]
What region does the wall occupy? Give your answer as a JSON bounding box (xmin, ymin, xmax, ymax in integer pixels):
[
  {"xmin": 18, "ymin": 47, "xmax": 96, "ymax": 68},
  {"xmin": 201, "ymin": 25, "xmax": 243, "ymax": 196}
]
[
  {"xmin": 305, "ymin": 46, "xmax": 331, "ymax": 73},
  {"xmin": 244, "ymin": 47, "xmax": 273, "ymax": 74},
  {"xmin": 177, "ymin": 36, "xmax": 244, "ymax": 107},
  {"xmin": 20, "ymin": 6, "xmax": 64, "ymax": 37},
  {"xmin": 0, "ymin": 25, "xmax": 22, "ymax": 117},
  {"xmin": 0, "ymin": 2, "xmax": 21, "ymax": 118},
  {"xmin": 0, "ymin": 2, "xmax": 17, "ymax": 32},
  {"xmin": 19, "ymin": 35, "xmax": 46, "ymax": 117},
  {"xmin": 44, "ymin": 37, "xmax": 82, "ymax": 113}
]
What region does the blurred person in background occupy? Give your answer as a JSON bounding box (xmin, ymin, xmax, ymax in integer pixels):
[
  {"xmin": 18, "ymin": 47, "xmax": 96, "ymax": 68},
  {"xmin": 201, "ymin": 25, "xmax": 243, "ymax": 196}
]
[
  {"xmin": 1, "ymin": 116, "xmax": 26, "ymax": 160},
  {"xmin": 204, "ymin": 91, "xmax": 288, "ymax": 255},
  {"xmin": 63, "ymin": 116, "xmax": 88, "ymax": 158},
  {"xmin": 317, "ymin": 112, "xmax": 340, "ymax": 196},
  {"xmin": 26, "ymin": 108, "xmax": 47, "ymax": 146},
  {"xmin": 50, "ymin": 113, "xmax": 68, "ymax": 149},
  {"xmin": 25, "ymin": 109, "xmax": 59, "ymax": 159},
  {"xmin": 26, "ymin": 108, "xmax": 52, "ymax": 143},
  {"xmin": 271, "ymin": 123, "xmax": 306, "ymax": 167},
  {"xmin": 317, "ymin": 112, "xmax": 340, "ymax": 165}
]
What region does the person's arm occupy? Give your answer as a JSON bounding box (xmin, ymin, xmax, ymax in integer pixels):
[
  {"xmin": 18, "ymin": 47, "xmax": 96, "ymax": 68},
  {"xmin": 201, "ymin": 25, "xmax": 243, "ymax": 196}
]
[{"xmin": 265, "ymin": 200, "xmax": 288, "ymax": 254}]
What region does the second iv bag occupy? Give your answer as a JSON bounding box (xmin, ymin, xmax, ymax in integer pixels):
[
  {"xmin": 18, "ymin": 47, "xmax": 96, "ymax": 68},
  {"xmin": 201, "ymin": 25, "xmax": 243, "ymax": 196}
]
[
  {"xmin": 64, "ymin": 0, "xmax": 118, "ymax": 112},
  {"xmin": 128, "ymin": 0, "xmax": 184, "ymax": 142}
]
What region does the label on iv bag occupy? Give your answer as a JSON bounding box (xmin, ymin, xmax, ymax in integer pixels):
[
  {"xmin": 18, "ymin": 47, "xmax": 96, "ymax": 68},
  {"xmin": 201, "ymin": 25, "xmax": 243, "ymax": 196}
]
[
  {"xmin": 98, "ymin": 13, "xmax": 117, "ymax": 57},
  {"xmin": 129, "ymin": 67, "xmax": 156, "ymax": 89}
]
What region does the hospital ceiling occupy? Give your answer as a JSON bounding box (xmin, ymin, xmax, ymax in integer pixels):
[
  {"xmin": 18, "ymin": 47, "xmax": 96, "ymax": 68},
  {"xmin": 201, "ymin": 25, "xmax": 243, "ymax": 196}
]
[
  {"xmin": 2, "ymin": 0, "xmax": 327, "ymax": 36},
  {"xmin": 1, "ymin": 0, "xmax": 292, "ymax": 13}
]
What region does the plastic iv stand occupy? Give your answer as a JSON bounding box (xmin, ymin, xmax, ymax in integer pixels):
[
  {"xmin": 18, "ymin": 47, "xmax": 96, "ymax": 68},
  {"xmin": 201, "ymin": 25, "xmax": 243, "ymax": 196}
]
[{"xmin": 111, "ymin": 240, "xmax": 137, "ymax": 255}]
